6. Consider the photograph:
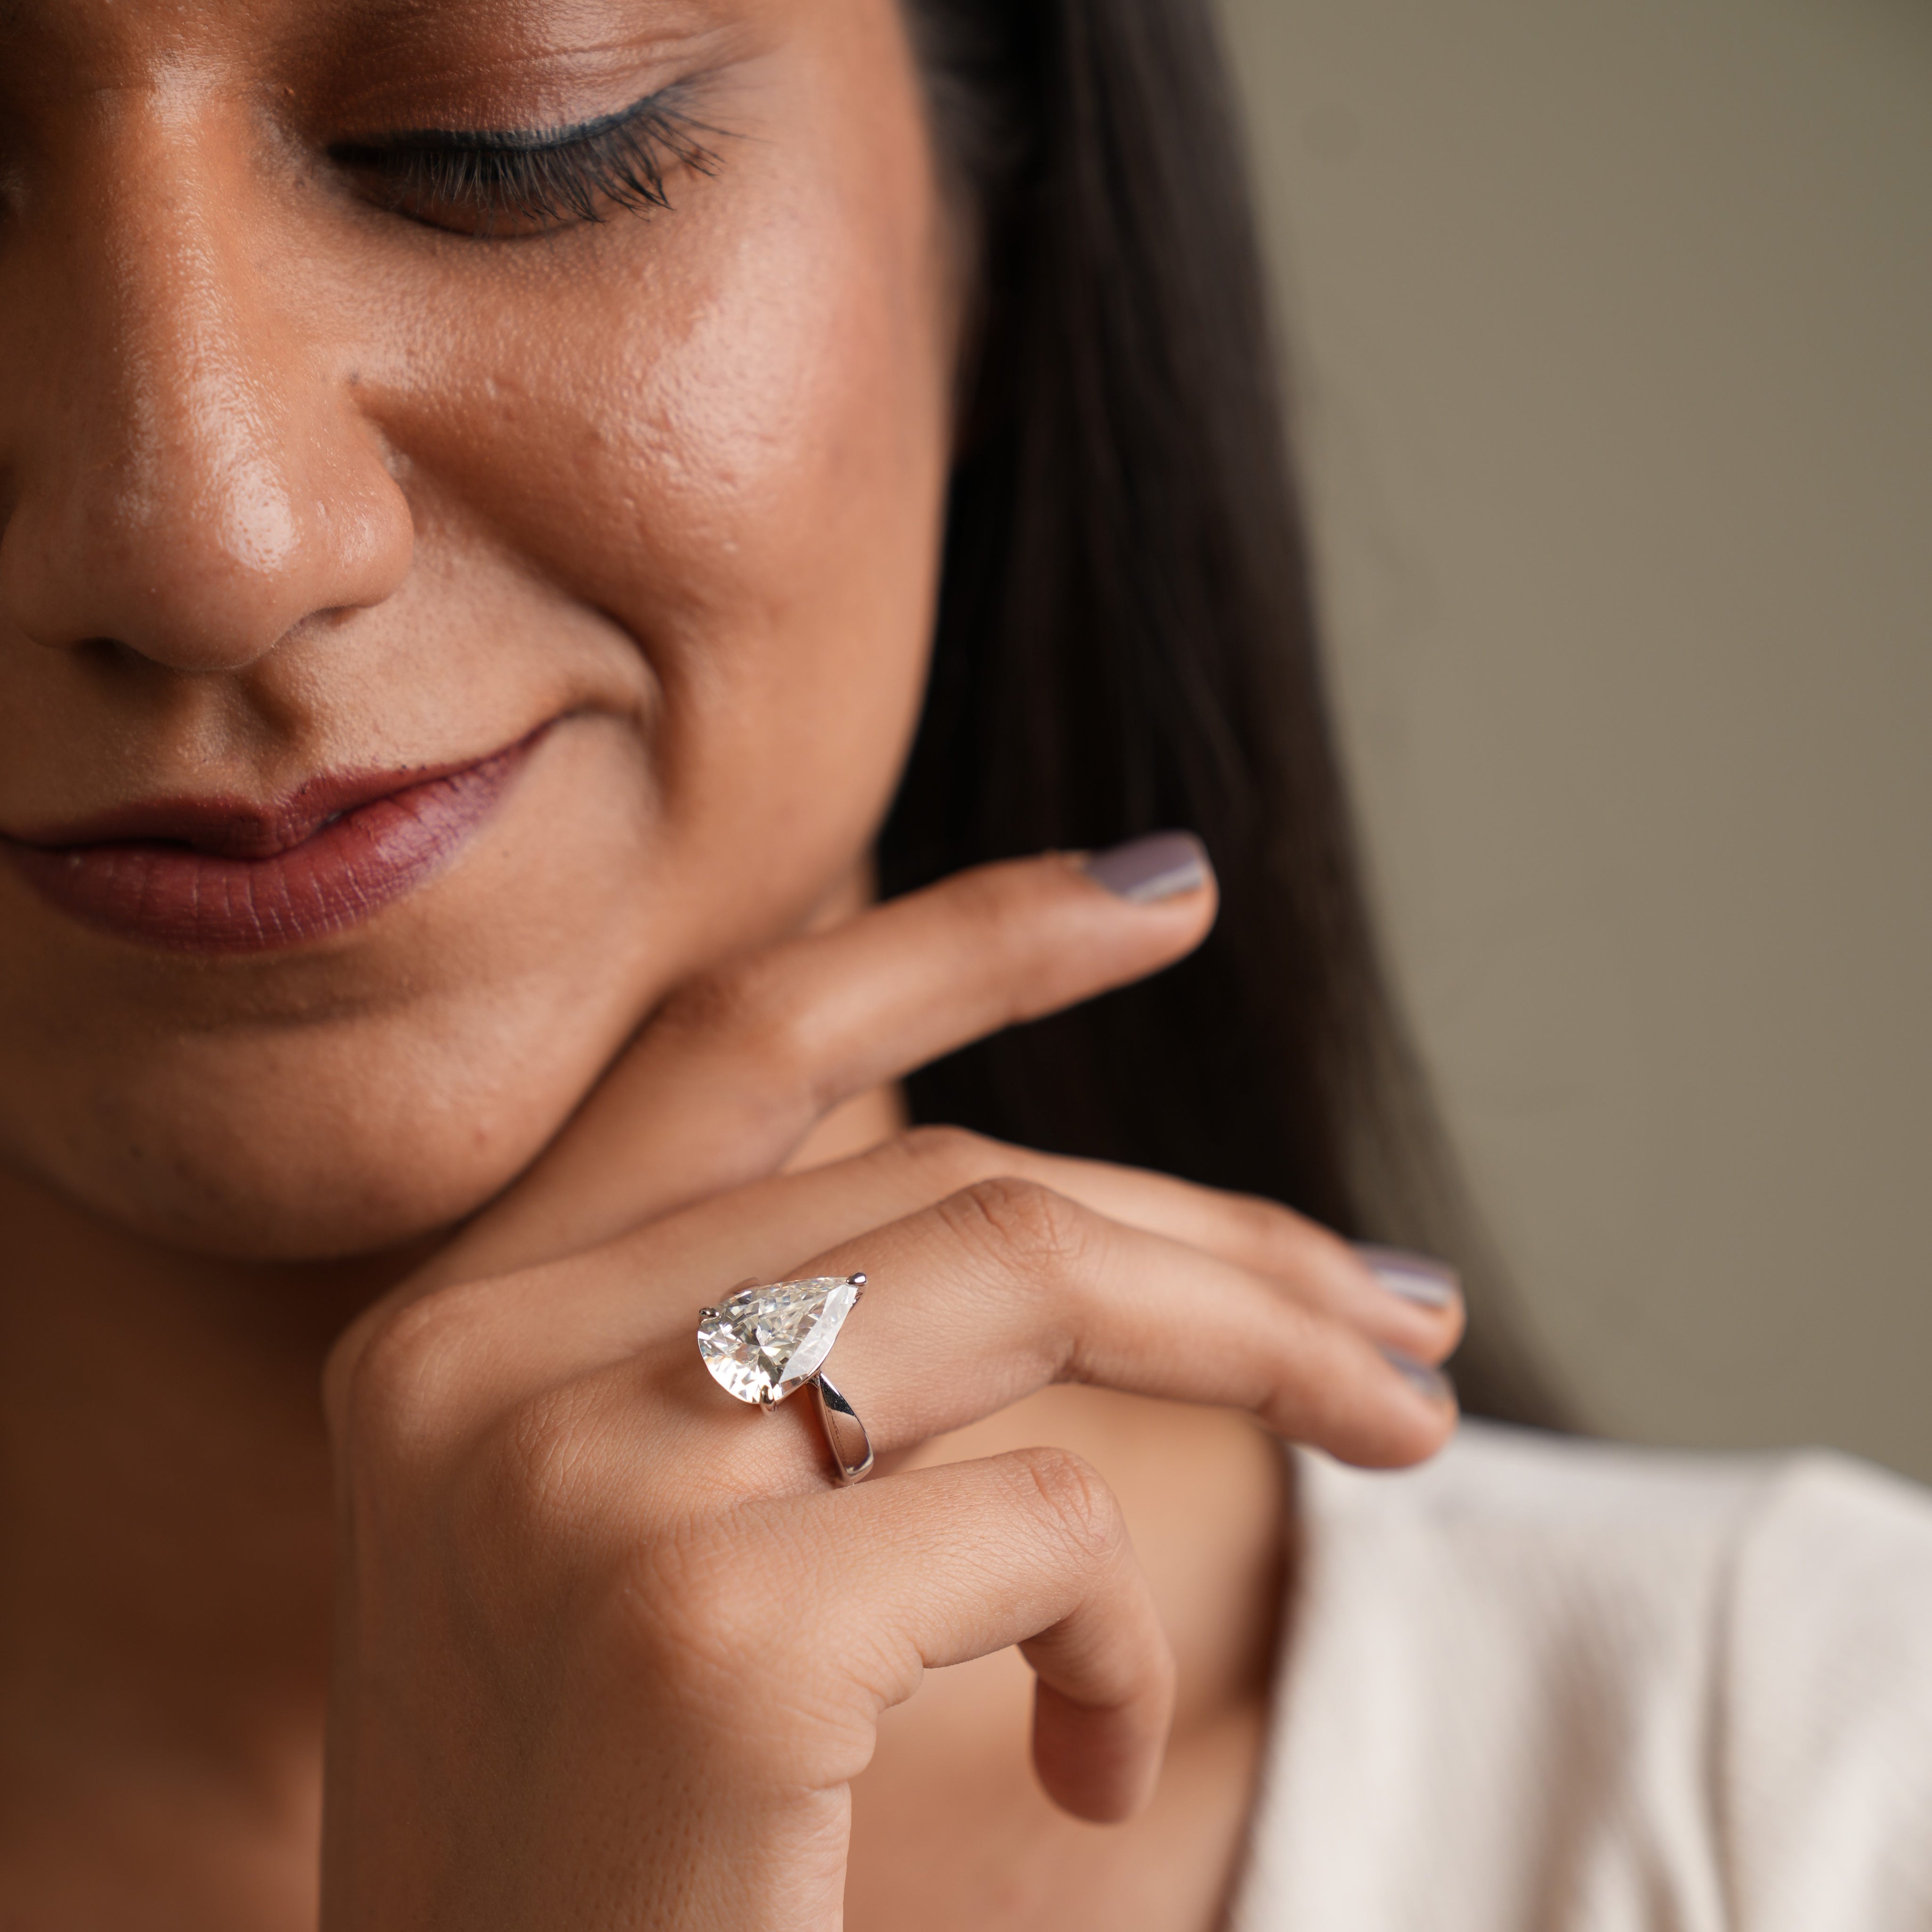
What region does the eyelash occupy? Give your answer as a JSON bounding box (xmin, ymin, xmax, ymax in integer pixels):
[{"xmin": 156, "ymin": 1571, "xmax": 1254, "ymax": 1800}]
[{"xmin": 330, "ymin": 90, "xmax": 719, "ymax": 236}]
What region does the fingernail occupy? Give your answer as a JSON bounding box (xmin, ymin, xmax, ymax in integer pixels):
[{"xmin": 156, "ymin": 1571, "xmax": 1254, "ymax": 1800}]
[
  {"xmin": 1356, "ymin": 1245, "xmax": 1460, "ymax": 1310},
  {"xmin": 1381, "ymin": 1346, "xmax": 1455, "ymax": 1406},
  {"xmin": 1081, "ymin": 832, "xmax": 1211, "ymax": 904}
]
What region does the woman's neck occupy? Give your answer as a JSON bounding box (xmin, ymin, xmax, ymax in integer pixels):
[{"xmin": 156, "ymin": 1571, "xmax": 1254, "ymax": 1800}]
[{"xmin": 0, "ymin": 1168, "xmax": 410, "ymax": 1925}]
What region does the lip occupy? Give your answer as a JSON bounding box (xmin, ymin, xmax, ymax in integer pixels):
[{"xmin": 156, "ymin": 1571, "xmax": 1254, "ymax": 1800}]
[{"xmin": 0, "ymin": 725, "xmax": 547, "ymax": 954}]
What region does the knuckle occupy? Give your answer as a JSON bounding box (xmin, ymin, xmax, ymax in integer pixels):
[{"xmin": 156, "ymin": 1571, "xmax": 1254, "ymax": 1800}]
[
  {"xmin": 469, "ymin": 1381, "xmax": 604, "ymax": 1545},
  {"xmin": 659, "ymin": 957, "xmax": 816, "ymax": 1085},
  {"xmin": 1307, "ymin": 1221, "xmax": 1372, "ymax": 1282},
  {"xmin": 939, "ymin": 1174, "xmax": 1091, "ymax": 1279},
  {"xmin": 1226, "ymin": 1190, "xmax": 1330, "ymax": 1278},
  {"xmin": 329, "ymin": 1283, "xmax": 489, "ymax": 1460},
  {"xmin": 1007, "ymin": 1446, "xmax": 1125, "ymax": 1568},
  {"xmin": 943, "ymin": 860, "xmax": 1018, "ymax": 933},
  {"xmin": 620, "ymin": 1526, "xmax": 872, "ymax": 1789},
  {"xmin": 625, "ymin": 1514, "xmax": 819, "ymax": 1714},
  {"xmin": 637, "ymin": 1523, "xmax": 750, "ymax": 1667},
  {"xmin": 894, "ymin": 1123, "xmax": 999, "ymax": 1190},
  {"xmin": 1236, "ymin": 1192, "xmax": 1307, "ymax": 1255},
  {"xmin": 654, "ymin": 960, "xmax": 752, "ymax": 1040}
]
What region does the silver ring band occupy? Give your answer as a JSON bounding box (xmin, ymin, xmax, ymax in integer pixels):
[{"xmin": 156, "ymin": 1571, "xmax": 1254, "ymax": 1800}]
[{"xmin": 810, "ymin": 1370, "xmax": 875, "ymax": 1484}]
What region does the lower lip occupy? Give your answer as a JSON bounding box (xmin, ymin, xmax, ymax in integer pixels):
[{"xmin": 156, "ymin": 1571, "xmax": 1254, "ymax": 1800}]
[{"xmin": 3, "ymin": 737, "xmax": 539, "ymax": 955}]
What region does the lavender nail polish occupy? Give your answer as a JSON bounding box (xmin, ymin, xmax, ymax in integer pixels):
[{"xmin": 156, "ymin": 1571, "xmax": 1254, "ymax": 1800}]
[
  {"xmin": 1380, "ymin": 1347, "xmax": 1455, "ymax": 1405},
  {"xmin": 1082, "ymin": 832, "xmax": 1211, "ymax": 904},
  {"xmin": 1356, "ymin": 1245, "xmax": 1461, "ymax": 1310}
]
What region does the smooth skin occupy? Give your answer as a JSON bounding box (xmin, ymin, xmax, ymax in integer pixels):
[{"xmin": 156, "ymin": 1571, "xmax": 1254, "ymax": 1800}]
[{"xmin": 0, "ymin": 1, "xmax": 1460, "ymax": 1927}]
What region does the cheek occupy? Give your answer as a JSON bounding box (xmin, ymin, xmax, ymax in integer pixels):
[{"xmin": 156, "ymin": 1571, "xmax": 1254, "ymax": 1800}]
[{"xmin": 370, "ymin": 125, "xmax": 954, "ymax": 918}]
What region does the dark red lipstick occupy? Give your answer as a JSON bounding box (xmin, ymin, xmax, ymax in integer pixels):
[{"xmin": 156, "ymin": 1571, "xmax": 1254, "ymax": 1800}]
[{"xmin": 3, "ymin": 728, "xmax": 545, "ymax": 953}]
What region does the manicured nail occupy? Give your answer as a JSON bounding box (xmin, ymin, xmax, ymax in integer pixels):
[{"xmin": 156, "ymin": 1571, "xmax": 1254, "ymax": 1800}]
[
  {"xmin": 1356, "ymin": 1245, "xmax": 1460, "ymax": 1310},
  {"xmin": 1381, "ymin": 1347, "xmax": 1455, "ymax": 1406},
  {"xmin": 1082, "ymin": 832, "xmax": 1211, "ymax": 904}
]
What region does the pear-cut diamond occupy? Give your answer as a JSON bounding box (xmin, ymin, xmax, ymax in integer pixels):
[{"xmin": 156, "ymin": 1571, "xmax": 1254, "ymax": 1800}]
[{"xmin": 696, "ymin": 1275, "xmax": 863, "ymax": 1407}]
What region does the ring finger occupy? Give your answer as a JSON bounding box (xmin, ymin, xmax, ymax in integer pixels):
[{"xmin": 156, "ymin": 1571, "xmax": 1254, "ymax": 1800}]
[{"xmin": 677, "ymin": 1174, "xmax": 1457, "ymax": 1492}]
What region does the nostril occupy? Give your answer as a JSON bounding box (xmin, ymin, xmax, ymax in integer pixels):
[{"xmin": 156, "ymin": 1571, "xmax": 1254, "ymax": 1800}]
[{"xmin": 64, "ymin": 636, "xmax": 140, "ymax": 666}]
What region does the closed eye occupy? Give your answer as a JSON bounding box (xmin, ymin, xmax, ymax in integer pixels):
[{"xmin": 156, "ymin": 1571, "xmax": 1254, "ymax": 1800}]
[{"xmin": 330, "ymin": 88, "xmax": 720, "ymax": 237}]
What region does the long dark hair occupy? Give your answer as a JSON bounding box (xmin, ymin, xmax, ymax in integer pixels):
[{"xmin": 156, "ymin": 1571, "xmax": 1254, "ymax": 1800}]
[{"xmin": 880, "ymin": 0, "xmax": 1564, "ymax": 1427}]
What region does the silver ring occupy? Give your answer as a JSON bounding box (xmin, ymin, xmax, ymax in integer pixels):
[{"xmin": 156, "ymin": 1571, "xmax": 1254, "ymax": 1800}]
[{"xmin": 696, "ymin": 1273, "xmax": 874, "ymax": 1484}]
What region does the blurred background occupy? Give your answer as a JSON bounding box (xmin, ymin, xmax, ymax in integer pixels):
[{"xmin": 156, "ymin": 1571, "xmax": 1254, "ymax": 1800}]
[{"xmin": 1218, "ymin": 0, "xmax": 1932, "ymax": 1481}]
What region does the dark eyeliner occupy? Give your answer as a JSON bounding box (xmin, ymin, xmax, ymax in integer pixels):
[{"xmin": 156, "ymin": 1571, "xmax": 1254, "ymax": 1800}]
[{"xmin": 330, "ymin": 88, "xmax": 719, "ymax": 234}]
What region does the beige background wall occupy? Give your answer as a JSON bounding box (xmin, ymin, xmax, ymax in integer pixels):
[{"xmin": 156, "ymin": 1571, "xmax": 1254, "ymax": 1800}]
[{"xmin": 1218, "ymin": 0, "xmax": 1932, "ymax": 1480}]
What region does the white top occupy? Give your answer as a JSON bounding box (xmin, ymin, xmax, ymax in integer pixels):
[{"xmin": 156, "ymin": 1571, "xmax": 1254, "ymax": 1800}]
[{"xmin": 1232, "ymin": 1422, "xmax": 1932, "ymax": 1931}]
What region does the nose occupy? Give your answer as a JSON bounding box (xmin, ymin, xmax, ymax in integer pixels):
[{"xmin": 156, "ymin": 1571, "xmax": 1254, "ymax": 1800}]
[{"xmin": 0, "ymin": 96, "xmax": 413, "ymax": 673}]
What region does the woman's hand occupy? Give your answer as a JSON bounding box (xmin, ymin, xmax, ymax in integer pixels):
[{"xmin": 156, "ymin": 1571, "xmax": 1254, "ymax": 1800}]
[{"xmin": 319, "ymin": 850, "xmax": 1461, "ymax": 1931}]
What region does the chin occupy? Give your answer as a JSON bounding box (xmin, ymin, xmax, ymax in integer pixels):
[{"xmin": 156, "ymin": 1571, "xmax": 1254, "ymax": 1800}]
[
  {"xmin": 80, "ymin": 1156, "xmax": 509, "ymax": 1267},
  {"xmin": 6, "ymin": 1011, "xmax": 613, "ymax": 1267}
]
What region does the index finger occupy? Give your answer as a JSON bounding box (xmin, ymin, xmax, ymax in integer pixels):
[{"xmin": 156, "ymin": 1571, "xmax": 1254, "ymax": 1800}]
[{"xmin": 422, "ymin": 835, "xmax": 1215, "ymax": 1291}]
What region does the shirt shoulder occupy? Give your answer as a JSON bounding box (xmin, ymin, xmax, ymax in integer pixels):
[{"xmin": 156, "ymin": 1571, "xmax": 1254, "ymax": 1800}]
[
  {"xmin": 1232, "ymin": 1422, "xmax": 1932, "ymax": 1932},
  {"xmin": 1715, "ymin": 1446, "xmax": 1932, "ymax": 1928}
]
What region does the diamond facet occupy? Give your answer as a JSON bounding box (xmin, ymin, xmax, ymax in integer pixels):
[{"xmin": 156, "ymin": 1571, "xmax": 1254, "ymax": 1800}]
[{"xmin": 696, "ymin": 1275, "xmax": 863, "ymax": 1407}]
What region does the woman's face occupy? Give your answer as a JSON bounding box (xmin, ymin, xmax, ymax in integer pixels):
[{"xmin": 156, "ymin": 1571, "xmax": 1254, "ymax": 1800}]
[{"xmin": 0, "ymin": 0, "xmax": 960, "ymax": 1260}]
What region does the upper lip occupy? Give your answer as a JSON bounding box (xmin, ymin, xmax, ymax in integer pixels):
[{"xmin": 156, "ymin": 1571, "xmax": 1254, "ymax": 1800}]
[{"xmin": 1, "ymin": 729, "xmax": 545, "ymax": 862}]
